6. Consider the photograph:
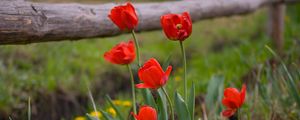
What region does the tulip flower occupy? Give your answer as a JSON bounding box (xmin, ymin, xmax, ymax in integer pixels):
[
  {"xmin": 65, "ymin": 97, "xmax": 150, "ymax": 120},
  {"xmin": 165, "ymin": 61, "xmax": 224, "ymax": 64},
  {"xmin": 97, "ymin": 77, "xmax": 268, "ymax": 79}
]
[
  {"xmin": 161, "ymin": 12, "xmax": 192, "ymax": 41},
  {"xmin": 136, "ymin": 58, "xmax": 172, "ymax": 89},
  {"xmin": 132, "ymin": 106, "xmax": 157, "ymax": 120},
  {"xmin": 108, "ymin": 2, "xmax": 138, "ymax": 31},
  {"xmin": 161, "ymin": 12, "xmax": 192, "ymax": 101},
  {"xmin": 104, "ymin": 40, "xmax": 135, "ymax": 65},
  {"xmin": 222, "ymin": 84, "xmax": 246, "ymax": 117}
]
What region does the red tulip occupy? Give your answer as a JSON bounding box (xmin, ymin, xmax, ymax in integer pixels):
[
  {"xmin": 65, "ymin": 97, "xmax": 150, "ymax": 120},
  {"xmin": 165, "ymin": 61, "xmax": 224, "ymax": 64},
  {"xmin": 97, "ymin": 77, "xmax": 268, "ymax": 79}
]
[
  {"xmin": 136, "ymin": 58, "xmax": 172, "ymax": 89},
  {"xmin": 132, "ymin": 106, "xmax": 157, "ymax": 120},
  {"xmin": 104, "ymin": 40, "xmax": 135, "ymax": 65},
  {"xmin": 161, "ymin": 12, "xmax": 192, "ymax": 41},
  {"xmin": 108, "ymin": 2, "xmax": 138, "ymax": 31},
  {"xmin": 222, "ymin": 84, "xmax": 246, "ymax": 117}
]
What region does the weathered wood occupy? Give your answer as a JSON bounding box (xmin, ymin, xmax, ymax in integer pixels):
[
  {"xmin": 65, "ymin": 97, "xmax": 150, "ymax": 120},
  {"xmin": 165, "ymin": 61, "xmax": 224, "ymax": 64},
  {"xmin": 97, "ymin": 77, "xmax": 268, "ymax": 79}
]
[
  {"xmin": 0, "ymin": 0, "xmax": 298, "ymax": 44},
  {"xmin": 268, "ymin": 2, "xmax": 285, "ymax": 54}
]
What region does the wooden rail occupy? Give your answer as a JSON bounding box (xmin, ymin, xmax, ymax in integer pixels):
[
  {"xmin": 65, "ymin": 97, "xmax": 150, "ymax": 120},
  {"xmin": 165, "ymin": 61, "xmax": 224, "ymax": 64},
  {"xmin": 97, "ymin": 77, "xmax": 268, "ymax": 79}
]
[{"xmin": 0, "ymin": 0, "xmax": 299, "ymax": 45}]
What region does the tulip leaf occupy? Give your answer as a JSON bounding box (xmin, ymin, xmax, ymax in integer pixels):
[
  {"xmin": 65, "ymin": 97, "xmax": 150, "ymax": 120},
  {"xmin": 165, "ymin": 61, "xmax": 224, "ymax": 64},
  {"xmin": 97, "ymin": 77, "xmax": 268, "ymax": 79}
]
[
  {"xmin": 174, "ymin": 92, "xmax": 191, "ymax": 120},
  {"xmin": 86, "ymin": 113, "xmax": 99, "ymax": 120},
  {"xmin": 188, "ymin": 83, "xmax": 195, "ymax": 120},
  {"xmin": 157, "ymin": 89, "xmax": 168, "ymax": 120},
  {"xmin": 265, "ymin": 45, "xmax": 300, "ymax": 109},
  {"xmin": 99, "ymin": 109, "xmax": 114, "ymax": 120},
  {"xmin": 162, "ymin": 54, "xmax": 172, "ymax": 70},
  {"xmin": 141, "ymin": 89, "xmax": 157, "ymax": 110},
  {"xmin": 105, "ymin": 95, "xmax": 125, "ymax": 120},
  {"xmin": 205, "ymin": 75, "xmax": 224, "ymax": 111}
]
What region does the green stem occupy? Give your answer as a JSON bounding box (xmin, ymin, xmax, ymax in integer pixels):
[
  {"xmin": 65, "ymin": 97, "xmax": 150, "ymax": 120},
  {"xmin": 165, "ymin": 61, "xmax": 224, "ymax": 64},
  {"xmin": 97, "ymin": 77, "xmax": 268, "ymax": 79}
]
[
  {"xmin": 238, "ymin": 109, "xmax": 241, "ymax": 120},
  {"xmin": 131, "ymin": 30, "xmax": 141, "ymax": 67},
  {"xmin": 161, "ymin": 87, "xmax": 174, "ymax": 120},
  {"xmin": 179, "ymin": 41, "xmax": 187, "ymax": 101},
  {"xmin": 127, "ymin": 64, "xmax": 137, "ymax": 115},
  {"xmin": 28, "ymin": 97, "xmax": 31, "ymax": 120}
]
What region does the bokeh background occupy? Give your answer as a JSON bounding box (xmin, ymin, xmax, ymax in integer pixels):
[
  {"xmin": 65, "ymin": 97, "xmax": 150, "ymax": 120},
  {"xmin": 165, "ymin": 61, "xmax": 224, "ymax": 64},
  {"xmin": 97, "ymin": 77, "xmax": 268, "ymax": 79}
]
[{"xmin": 0, "ymin": 0, "xmax": 300, "ymax": 120}]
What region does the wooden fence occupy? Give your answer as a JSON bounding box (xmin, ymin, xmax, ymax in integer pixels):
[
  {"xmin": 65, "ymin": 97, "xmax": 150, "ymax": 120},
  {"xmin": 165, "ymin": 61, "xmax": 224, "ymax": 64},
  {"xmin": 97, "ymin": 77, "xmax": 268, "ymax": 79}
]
[{"xmin": 0, "ymin": 0, "xmax": 299, "ymax": 52}]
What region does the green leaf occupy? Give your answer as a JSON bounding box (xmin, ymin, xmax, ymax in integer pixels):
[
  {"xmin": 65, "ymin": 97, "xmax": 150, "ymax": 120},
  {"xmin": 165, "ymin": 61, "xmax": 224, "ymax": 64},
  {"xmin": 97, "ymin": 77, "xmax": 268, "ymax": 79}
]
[
  {"xmin": 174, "ymin": 92, "xmax": 191, "ymax": 120},
  {"xmin": 105, "ymin": 95, "xmax": 125, "ymax": 120},
  {"xmin": 99, "ymin": 109, "xmax": 114, "ymax": 120},
  {"xmin": 265, "ymin": 45, "xmax": 300, "ymax": 109},
  {"xmin": 188, "ymin": 83, "xmax": 195, "ymax": 120},
  {"xmin": 157, "ymin": 90, "xmax": 168, "ymax": 120},
  {"xmin": 205, "ymin": 75, "xmax": 224, "ymax": 110},
  {"xmin": 141, "ymin": 89, "xmax": 157, "ymax": 110},
  {"xmin": 162, "ymin": 54, "xmax": 172, "ymax": 70},
  {"xmin": 86, "ymin": 113, "xmax": 99, "ymax": 120}
]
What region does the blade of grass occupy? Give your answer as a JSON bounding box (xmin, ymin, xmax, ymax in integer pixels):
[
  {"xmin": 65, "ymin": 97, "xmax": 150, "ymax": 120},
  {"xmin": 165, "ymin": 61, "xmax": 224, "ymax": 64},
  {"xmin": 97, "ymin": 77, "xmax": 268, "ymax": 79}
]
[
  {"xmin": 105, "ymin": 95, "xmax": 125, "ymax": 120},
  {"xmin": 28, "ymin": 97, "xmax": 31, "ymax": 120},
  {"xmin": 265, "ymin": 45, "xmax": 300, "ymax": 109},
  {"xmin": 87, "ymin": 87, "xmax": 99, "ymax": 120},
  {"xmin": 188, "ymin": 83, "xmax": 195, "ymax": 120},
  {"xmin": 99, "ymin": 109, "xmax": 114, "ymax": 120},
  {"xmin": 162, "ymin": 54, "xmax": 172, "ymax": 70},
  {"xmin": 86, "ymin": 113, "xmax": 99, "ymax": 120}
]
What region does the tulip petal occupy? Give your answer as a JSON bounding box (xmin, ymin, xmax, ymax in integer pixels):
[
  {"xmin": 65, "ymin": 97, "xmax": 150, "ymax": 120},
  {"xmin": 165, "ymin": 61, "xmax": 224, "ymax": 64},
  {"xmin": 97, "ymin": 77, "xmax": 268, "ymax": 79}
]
[
  {"xmin": 162, "ymin": 66, "xmax": 172, "ymax": 84},
  {"xmin": 240, "ymin": 84, "xmax": 246, "ymax": 107},
  {"xmin": 103, "ymin": 41, "xmax": 135, "ymax": 65},
  {"xmin": 108, "ymin": 8, "xmax": 126, "ymax": 30},
  {"xmin": 182, "ymin": 12, "xmax": 192, "ymax": 36},
  {"xmin": 135, "ymin": 106, "xmax": 158, "ymax": 120},
  {"xmin": 161, "ymin": 15, "xmax": 179, "ymax": 40},
  {"xmin": 108, "ymin": 2, "xmax": 138, "ymax": 30},
  {"xmin": 122, "ymin": 11, "xmax": 138, "ymax": 30},
  {"xmin": 136, "ymin": 83, "xmax": 155, "ymax": 89},
  {"xmin": 222, "ymin": 109, "xmax": 236, "ymax": 117},
  {"xmin": 222, "ymin": 98, "xmax": 239, "ymax": 109},
  {"xmin": 139, "ymin": 58, "xmax": 164, "ymax": 75},
  {"xmin": 165, "ymin": 66, "xmax": 172, "ymax": 76},
  {"xmin": 140, "ymin": 66, "xmax": 164, "ymax": 88},
  {"xmin": 125, "ymin": 2, "xmax": 137, "ymax": 17},
  {"xmin": 128, "ymin": 40, "xmax": 135, "ymax": 52},
  {"xmin": 138, "ymin": 58, "xmax": 171, "ymax": 89},
  {"xmin": 224, "ymin": 88, "xmax": 240, "ymax": 98}
]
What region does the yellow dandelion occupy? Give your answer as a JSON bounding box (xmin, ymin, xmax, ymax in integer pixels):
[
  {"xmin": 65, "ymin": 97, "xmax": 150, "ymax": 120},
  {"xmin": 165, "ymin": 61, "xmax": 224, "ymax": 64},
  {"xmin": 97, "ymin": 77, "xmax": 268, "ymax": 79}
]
[
  {"xmin": 122, "ymin": 100, "xmax": 132, "ymax": 107},
  {"xmin": 112, "ymin": 100, "xmax": 122, "ymax": 106},
  {"xmin": 74, "ymin": 116, "xmax": 86, "ymax": 120},
  {"xmin": 107, "ymin": 107, "xmax": 117, "ymax": 117},
  {"xmin": 175, "ymin": 75, "xmax": 181, "ymax": 82},
  {"xmin": 90, "ymin": 111, "xmax": 102, "ymax": 118}
]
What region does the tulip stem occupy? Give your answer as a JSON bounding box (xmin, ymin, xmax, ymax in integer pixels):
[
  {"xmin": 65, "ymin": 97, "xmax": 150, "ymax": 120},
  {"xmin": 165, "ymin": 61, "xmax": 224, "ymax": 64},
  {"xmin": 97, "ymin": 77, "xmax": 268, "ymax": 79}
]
[
  {"xmin": 131, "ymin": 30, "xmax": 141, "ymax": 67},
  {"xmin": 179, "ymin": 41, "xmax": 187, "ymax": 101},
  {"xmin": 127, "ymin": 64, "xmax": 137, "ymax": 115},
  {"xmin": 237, "ymin": 109, "xmax": 240, "ymax": 120},
  {"xmin": 161, "ymin": 87, "xmax": 174, "ymax": 120}
]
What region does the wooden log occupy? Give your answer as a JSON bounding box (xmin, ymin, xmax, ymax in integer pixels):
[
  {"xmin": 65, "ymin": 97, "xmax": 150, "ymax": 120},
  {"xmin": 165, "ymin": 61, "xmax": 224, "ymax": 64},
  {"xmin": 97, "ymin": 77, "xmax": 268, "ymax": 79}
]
[{"xmin": 0, "ymin": 0, "xmax": 298, "ymax": 44}]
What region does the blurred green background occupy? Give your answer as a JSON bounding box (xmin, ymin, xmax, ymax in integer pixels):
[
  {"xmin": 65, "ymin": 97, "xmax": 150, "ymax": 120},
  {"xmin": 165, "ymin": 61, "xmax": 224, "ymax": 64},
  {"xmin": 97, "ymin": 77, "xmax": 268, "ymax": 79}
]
[{"xmin": 0, "ymin": 0, "xmax": 300, "ymax": 120}]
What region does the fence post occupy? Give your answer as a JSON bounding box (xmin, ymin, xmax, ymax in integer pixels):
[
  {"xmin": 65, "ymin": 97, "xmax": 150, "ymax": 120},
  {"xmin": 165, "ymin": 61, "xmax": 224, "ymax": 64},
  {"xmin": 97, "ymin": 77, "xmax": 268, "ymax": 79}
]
[{"xmin": 268, "ymin": 1, "xmax": 286, "ymax": 55}]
